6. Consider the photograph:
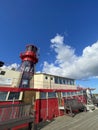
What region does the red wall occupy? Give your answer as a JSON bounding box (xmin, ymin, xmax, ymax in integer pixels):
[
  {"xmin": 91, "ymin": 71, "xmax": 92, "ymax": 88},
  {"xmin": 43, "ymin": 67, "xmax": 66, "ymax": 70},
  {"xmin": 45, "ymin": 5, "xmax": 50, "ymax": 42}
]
[{"xmin": 35, "ymin": 98, "xmax": 59, "ymax": 123}]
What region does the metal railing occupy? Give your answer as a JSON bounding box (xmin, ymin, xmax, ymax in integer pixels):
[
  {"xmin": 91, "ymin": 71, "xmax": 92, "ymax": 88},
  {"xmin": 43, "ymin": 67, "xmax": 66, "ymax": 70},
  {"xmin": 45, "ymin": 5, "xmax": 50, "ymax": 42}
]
[{"xmin": 0, "ymin": 103, "xmax": 35, "ymax": 130}]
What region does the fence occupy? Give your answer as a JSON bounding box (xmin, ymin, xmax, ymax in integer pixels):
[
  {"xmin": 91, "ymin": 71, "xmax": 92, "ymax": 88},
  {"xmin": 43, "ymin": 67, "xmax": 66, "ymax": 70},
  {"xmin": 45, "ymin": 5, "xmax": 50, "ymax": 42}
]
[{"xmin": 0, "ymin": 103, "xmax": 35, "ymax": 130}]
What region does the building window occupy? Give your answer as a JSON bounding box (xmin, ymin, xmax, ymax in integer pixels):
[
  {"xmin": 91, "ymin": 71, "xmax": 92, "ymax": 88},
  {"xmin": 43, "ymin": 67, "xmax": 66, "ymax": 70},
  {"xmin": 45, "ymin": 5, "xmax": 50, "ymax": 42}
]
[
  {"xmin": 45, "ymin": 76, "xmax": 48, "ymax": 80},
  {"xmin": 67, "ymin": 92, "xmax": 71, "ymax": 96},
  {"xmin": 65, "ymin": 79, "xmax": 68, "ymax": 84},
  {"xmin": 48, "ymin": 92, "xmax": 56, "ymax": 98},
  {"xmin": 40, "ymin": 92, "xmax": 46, "ymax": 99},
  {"xmin": 51, "ymin": 77, "xmax": 53, "ymax": 80},
  {"xmin": 62, "ymin": 78, "xmax": 65, "ymax": 84},
  {"xmin": 8, "ymin": 92, "xmax": 20, "ymax": 100},
  {"xmin": 70, "ymin": 80, "xmax": 74, "ymax": 85},
  {"xmin": 62, "ymin": 92, "xmax": 67, "ymax": 97},
  {"xmin": 70, "ymin": 92, "xmax": 74, "ymax": 96},
  {"xmin": 54, "ymin": 77, "xmax": 59, "ymax": 84},
  {"xmin": 59, "ymin": 78, "xmax": 62, "ymax": 84},
  {"xmin": 54, "ymin": 77, "xmax": 74, "ymax": 85},
  {"xmin": 0, "ymin": 71, "xmax": 6, "ymax": 75},
  {"xmin": 0, "ymin": 92, "xmax": 8, "ymax": 101},
  {"xmin": 67, "ymin": 80, "xmax": 70, "ymax": 85}
]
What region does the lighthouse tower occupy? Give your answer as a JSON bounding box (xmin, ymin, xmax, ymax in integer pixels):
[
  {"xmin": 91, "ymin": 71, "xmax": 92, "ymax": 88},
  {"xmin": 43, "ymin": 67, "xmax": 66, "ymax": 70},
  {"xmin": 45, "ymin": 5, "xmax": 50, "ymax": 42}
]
[{"xmin": 19, "ymin": 44, "xmax": 38, "ymax": 88}]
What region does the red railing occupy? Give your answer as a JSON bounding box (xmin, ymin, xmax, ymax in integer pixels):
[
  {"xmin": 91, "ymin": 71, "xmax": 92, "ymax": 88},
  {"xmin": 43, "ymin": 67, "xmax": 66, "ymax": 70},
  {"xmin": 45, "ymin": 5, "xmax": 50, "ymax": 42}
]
[{"xmin": 0, "ymin": 103, "xmax": 35, "ymax": 130}]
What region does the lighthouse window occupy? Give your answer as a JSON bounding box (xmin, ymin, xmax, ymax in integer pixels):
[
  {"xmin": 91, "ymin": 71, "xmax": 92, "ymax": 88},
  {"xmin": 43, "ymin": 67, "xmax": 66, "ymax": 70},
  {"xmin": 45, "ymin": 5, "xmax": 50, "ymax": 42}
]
[
  {"xmin": 8, "ymin": 92, "xmax": 20, "ymax": 100},
  {"xmin": 25, "ymin": 66, "xmax": 30, "ymax": 72},
  {"xmin": 22, "ymin": 79, "xmax": 28, "ymax": 85},
  {"xmin": 0, "ymin": 92, "xmax": 8, "ymax": 101}
]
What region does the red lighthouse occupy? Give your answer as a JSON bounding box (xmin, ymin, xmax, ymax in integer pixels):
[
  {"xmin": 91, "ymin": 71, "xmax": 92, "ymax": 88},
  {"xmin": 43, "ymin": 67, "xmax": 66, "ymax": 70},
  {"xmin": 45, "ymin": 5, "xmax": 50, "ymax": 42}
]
[{"xmin": 19, "ymin": 44, "xmax": 38, "ymax": 88}]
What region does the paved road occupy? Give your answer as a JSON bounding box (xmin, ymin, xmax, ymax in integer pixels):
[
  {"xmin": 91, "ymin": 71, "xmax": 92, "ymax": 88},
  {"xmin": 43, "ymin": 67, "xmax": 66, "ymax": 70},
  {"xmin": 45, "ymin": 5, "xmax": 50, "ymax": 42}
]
[{"xmin": 39, "ymin": 109, "xmax": 98, "ymax": 130}]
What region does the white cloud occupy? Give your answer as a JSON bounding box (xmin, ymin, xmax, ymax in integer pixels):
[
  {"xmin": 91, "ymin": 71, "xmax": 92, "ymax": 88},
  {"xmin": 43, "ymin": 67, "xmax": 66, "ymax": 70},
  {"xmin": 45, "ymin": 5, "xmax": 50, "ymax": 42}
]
[
  {"xmin": 50, "ymin": 34, "xmax": 64, "ymax": 45},
  {"xmin": 42, "ymin": 34, "xmax": 98, "ymax": 79},
  {"xmin": 2, "ymin": 63, "xmax": 20, "ymax": 70}
]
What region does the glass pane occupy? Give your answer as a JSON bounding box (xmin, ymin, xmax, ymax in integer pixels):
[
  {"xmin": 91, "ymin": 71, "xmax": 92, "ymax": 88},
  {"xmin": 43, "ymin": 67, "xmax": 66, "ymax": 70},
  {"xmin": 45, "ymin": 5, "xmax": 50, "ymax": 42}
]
[
  {"xmin": 67, "ymin": 92, "xmax": 71, "ymax": 96},
  {"xmin": 40, "ymin": 92, "xmax": 46, "ymax": 99},
  {"xmin": 0, "ymin": 92, "xmax": 8, "ymax": 101},
  {"xmin": 54, "ymin": 77, "xmax": 59, "ymax": 84},
  {"xmin": 62, "ymin": 92, "xmax": 67, "ymax": 97},
  {"xmin": 59, "ymin": 78, "xmax": 62, "ymax": 84},
  {"xmin": 8, "ymin": 92, "xmax": 20, "ymax": 100},
  {"xmin": 48, "ymin": 92, "xmax": 56, "ymax": 98}
]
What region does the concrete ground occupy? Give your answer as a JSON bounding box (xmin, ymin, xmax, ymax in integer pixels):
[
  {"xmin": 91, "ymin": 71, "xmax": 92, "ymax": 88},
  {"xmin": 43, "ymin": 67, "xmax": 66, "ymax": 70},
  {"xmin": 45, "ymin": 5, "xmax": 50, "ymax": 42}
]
[{"xmin": 39, "ymin": 109, "xmax": 98, "ymax": 130}]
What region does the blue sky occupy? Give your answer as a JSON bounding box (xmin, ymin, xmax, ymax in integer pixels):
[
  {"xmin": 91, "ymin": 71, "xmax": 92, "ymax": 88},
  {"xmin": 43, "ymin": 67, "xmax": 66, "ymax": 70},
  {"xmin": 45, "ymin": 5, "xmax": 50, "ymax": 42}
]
[{"xmin": 0, "ymin": 0, "xmax": 98, "ymax": 92}]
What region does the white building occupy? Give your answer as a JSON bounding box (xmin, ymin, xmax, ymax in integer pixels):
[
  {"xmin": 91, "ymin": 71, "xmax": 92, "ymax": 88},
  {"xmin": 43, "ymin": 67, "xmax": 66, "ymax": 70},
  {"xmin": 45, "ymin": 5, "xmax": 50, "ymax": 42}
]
[
  {"xmin": 34, "ymin": 73, "xmax": 76, "ymax": 90},
  {"xmin": 0, "ymin": 68, "xmax": 77, "ymax": 90}
]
